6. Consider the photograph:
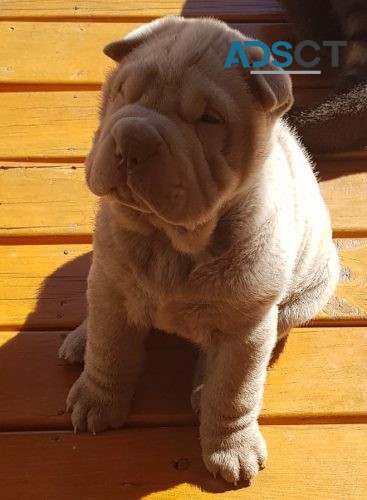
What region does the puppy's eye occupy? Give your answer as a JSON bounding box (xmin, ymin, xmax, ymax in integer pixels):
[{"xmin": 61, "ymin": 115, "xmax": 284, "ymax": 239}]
[
  {"xmin": 200, "ymin": 112, "xmax": 221, "ymax": 124},
  {"xmin": 119, "ymin": 83, "xmax": 125, "ymax": 96}
]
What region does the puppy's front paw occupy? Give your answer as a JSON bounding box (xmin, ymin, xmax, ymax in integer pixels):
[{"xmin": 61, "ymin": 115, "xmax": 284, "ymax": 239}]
[
  {"xmin": 201, "ymin": 422, "xmax": 267, "ymax": 485},
  {"xmin": 59, "ymin": 323, "xmax": 86, "ymax": 364},
  {"xmin": 66, "ymin": 372, "xmax": 129, "ymax": 433}
]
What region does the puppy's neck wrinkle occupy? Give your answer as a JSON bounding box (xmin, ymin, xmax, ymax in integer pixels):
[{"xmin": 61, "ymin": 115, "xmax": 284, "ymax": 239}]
[
  {"xmin": 102, "ymin": 198, "xmax": 213, "ymax": 257},
  {"xmin": 104, "ymin": 191, "xmax": 265, "ymax": 260},
  {"xmin": 98, "ymin": 201, "xmax": 196, "ymax": 292},
  {"xmin": 107, "ymin": 199, "xmax": 155, "ymax": 236},
  {"xmin": 208, "ymin": 187, "xmax": 268, "ymax": 257},
  {"xmin": 145, "ymin": 213, "xmax": 218, "ymax": 256}
]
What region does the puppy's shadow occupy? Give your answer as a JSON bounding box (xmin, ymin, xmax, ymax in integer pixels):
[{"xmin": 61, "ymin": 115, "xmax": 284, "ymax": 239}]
[{"xmin": 21, "ymin": 251, "xmax": 91, "ymax": 331}]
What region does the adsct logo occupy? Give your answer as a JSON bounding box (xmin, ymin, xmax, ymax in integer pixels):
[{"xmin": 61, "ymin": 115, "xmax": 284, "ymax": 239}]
[{"xmin": 224, "ymin": 40, "xmax": 347, "ymax": 75}]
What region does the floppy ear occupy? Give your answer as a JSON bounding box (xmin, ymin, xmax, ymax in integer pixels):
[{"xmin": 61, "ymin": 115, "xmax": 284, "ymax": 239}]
[
  {"xmin": 251, "ymin": 67, "xmax": 293, "ymax": 117},
  {"xmin": 103, "ymin": 16, "xmax": 183, "ymax": 62},
  {"xmin": 246, "ymin": 45, "xmax": 294, "ymax": 117}
]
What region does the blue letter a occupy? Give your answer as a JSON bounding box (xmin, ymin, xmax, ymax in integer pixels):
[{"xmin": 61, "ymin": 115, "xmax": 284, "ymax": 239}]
[{"xmin": 224, "ymin": 41, "xmax": 250, "ymax": 69}]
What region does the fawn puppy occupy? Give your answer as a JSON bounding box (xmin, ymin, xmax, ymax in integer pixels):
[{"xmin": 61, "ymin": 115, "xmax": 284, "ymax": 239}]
[{"xmin": 59, "ymin": 17, "xmax": 339, "ymax": 485}]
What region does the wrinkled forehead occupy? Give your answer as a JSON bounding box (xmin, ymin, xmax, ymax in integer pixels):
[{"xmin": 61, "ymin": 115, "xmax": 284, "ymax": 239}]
[
  {"xmin": 116, "ymin": 22, "xmax": 245, "ymax": 119},
  {"xmin": 127, "ymin": 21, "xmax": 233, "ymax": 78}
]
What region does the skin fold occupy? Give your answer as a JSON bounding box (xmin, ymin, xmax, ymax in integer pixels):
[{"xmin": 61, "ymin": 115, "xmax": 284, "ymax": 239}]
[{"xmin": 59, "ymin": 17, "xmax": 340, "ymax": 485}]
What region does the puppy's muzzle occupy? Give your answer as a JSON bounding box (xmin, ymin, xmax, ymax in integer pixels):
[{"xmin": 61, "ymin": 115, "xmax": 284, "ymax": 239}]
[{"xmin": 111, "ymin": 118, "xmax": 162, "ymax": 174}]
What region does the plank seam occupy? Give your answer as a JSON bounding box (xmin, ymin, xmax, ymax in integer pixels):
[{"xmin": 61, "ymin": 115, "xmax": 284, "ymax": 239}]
[
  {"xmin": 0, "ymin": 16, "xmax": 287, "ymax": 24},
  {"xmin": 0, "ymin": 321, "xmax": 366, "ymax": 333},
  {"xmin": 1, "ymin": 234, "xmax": 366, "ymax": 246},
  {"xmin": 0, "ymin": 84, "xmax": 102, "ymax": 92},
  {"xmin": 1, "ymin": 415, "xmax": 367, "ymax": 434}
]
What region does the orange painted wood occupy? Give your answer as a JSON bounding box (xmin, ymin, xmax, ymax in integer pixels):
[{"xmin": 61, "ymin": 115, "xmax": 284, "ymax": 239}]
[
  {"xmin": 0, "ymin": 244, "xmax": 91, "ymax": 330},
  {"xmin": 0, "ymin": 1, "xmax": 283, "ymax": 21},
  {"xmin": 0, "ymin": 22, "xmax": 335, "ymax": 87},
  {"xmin": 1, "ymin": 161, "xmax": 366, "ymax": 237},
  {"xmin": 0, "ymin": 92, "xmax": 97, "ymax": 159},
  {"xmin": 0, "ymin": 329, "xmax": 195, "ymax": 430},
  {"xmin": 0, "ymin": 328, "xmax": 366, "ymax": 430},
  {"xmin": 0, "ymin": 241, "xmax": 366, "ymax": 329},
  {"xmin": 0, "ymin": 164, "xmax": 97, "ymax": 236},
  {"xmin": 0, "ymin": 425, "xmax": 366, "ymax": 498},
  {"xmin": 317, "ymin": 161, "xmax": 367, "ymax": 237},
  {"xmin": 321, "ymin": 239, "xmax": 367, "ymax": 323}
]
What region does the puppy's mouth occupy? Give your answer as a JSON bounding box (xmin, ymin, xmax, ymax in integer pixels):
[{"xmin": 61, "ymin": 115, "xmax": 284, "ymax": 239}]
[
  {"xmin": 109, "ymin": 186, "xmax": 196, "ymax": 231},
  {"xmin": 108, "ymin": 186, "xmax": 153, "ymax": 214},
  {"xmin": 106, "ymin": 154, "xmax": 199, "ymax": 230}
]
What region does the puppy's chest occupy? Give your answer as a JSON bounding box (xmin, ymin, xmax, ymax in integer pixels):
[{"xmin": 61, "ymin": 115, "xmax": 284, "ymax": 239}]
[{"xmin": 125, "ymin": 244, "xmax": 252, "ymax": 345}]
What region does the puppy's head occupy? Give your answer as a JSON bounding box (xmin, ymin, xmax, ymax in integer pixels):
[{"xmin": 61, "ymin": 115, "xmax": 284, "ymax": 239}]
[{"xmin": 87, "ymin": 17, "xmax": 293, "ymax": 244}]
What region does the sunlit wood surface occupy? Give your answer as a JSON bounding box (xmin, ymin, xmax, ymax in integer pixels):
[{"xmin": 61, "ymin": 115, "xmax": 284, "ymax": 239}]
[{"xmin": 0, "ymin": 1, "xmax": 366, "ymax": 498}]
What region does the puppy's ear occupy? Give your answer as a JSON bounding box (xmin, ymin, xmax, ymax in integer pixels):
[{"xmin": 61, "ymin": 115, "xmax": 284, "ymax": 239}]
[
  {"xmin": 103, "ymin": 16, "xmax": 183, "ymax": 62},
  {"xmin": 250, "ymin": 67, "xmax": 293, "ymax": 117},
  {"xmin": 246, "ymin": 46, "xmax": 294, "ymax": 117}
]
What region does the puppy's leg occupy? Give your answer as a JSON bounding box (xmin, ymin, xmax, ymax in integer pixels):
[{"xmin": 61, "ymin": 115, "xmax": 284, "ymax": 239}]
[
  {"xmin": 66, "ymin": 266, "xmax": 149, "ymax": 433},
  {"xmin": 278, "ymin": 248, "xmax": 340, "ymax": 331},
  {"xmin": 200, "ymin": 307, "xmax": 278, "ymax": 485},
  {"xmin": 59, "ymin": 319, "xmax": 87, "ymax": 364}
]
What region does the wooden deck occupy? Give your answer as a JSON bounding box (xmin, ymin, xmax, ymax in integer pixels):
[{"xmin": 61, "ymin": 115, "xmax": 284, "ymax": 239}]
[{"xmin": 0, "ymin": 1, "xmax": 366, "ymax": 498}]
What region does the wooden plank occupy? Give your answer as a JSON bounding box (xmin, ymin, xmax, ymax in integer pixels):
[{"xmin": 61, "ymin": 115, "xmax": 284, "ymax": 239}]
[
  {"xmin": 0, "ymin": 92, "xmax": 97, "ymax": 159},
  {"xmin": 0, "ymin": 425, "xmax": 366, "ymax": 498},
  {"xmin": 320, "ymin": 239, "xmax": 367, "ymax": 323},
  {"xmin": 0, "ymin": 329, "xmax": 195, "ymax": 429},
  {"xmin": 0, "ymin": 22, "xmax": 335, "ymax": 87},
  {"xmin": 0, "ymin": 1, "xmax": 283, "ymax": 21},
  {"xmin": 1, "ymin": 161, "xmax": 366, "ymax": 237},
  {"xmin": 0, "ymin": 21, "xmax": 139, "ymax": 85},
  {"xmin": 0, "ymin": 244, "xmax": 91, "ymax": 330},
  {"xmin": 0, "ymin": 90, "xmax": 333, "ymax": 160},
  {"xmin": 263, "ymin": 327, "xmax": 367, "ymax": 421},
  {"xmin": 317, "ymin": 161, "xmax": 367, "ymax": 237},
  {"xmin": 0, "ymin": 164, "xmax": 97, "ymax": 236},
  {"xmin": 0, "ymin": 327, "xmax": 366, "ymax": 430},
  {"xmin": 0, "ymin": 241, "xmax": 366, "ymax": 329}
]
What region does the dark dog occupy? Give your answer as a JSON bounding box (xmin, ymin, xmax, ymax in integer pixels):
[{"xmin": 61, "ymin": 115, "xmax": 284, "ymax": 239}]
[{"xmin": 281, "ymin": 0, "xmax": 367, "ymax": 153}]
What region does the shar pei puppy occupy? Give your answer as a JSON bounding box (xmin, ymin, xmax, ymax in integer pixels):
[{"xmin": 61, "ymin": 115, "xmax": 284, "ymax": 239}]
[{"xmin": 59, "ymin": 16, "xmax": 339, "ymax": 485}]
